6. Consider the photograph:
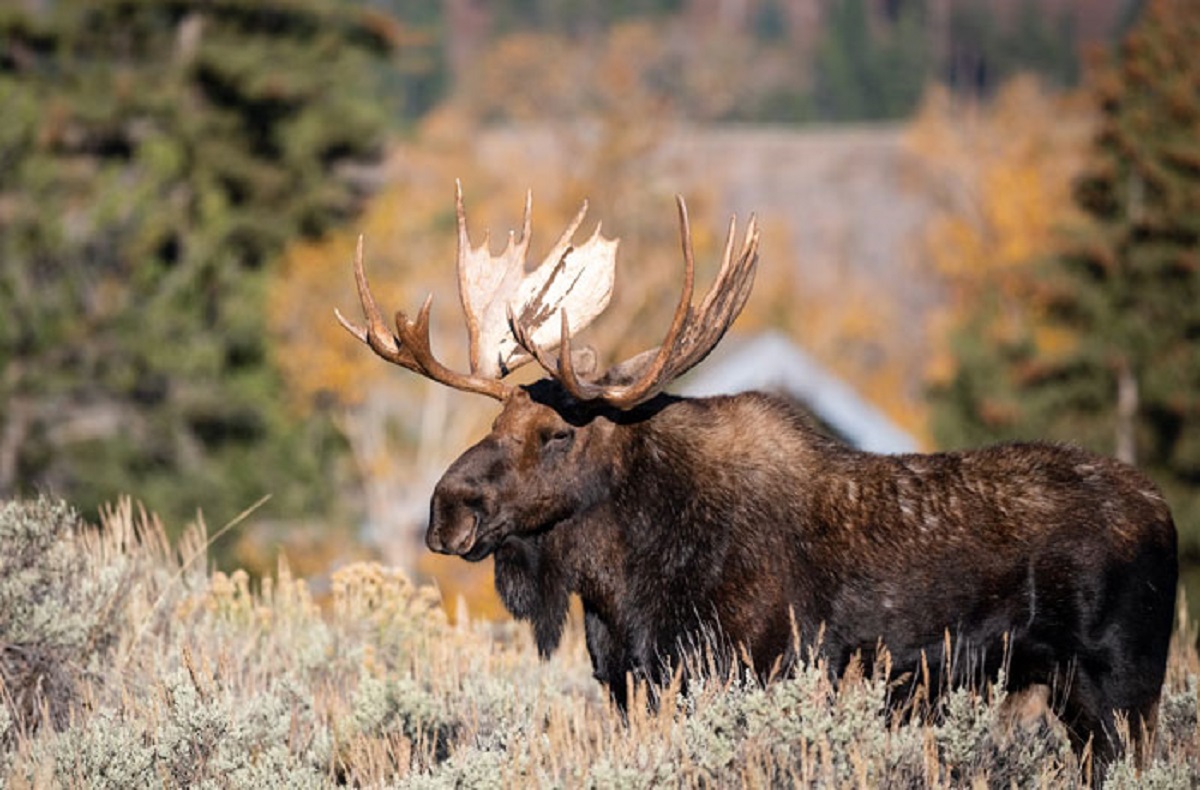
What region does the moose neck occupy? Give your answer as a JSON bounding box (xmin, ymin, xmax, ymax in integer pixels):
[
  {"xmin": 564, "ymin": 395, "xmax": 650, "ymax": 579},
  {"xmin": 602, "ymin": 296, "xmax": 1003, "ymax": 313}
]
[
  {"xmin": 492, "ymin": 390, "xmax": 844, "ymax": 679},
  {"xmin": 548, "ymin": 394, "xmax": 834, "ymax": 667},
  {"xmin": 553, "ymin": 395, "xmax": 740, "ymax": 578}
]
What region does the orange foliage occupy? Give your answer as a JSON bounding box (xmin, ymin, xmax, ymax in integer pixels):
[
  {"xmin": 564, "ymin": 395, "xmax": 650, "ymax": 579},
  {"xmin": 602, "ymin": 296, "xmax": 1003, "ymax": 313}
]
[
  {"xmin": 270, "ymin": 181, "xmax": 463, "ymax": 413},
  {"xmin": 907, "ymin": 77, "xmax": 1093, "ymax": 388}
]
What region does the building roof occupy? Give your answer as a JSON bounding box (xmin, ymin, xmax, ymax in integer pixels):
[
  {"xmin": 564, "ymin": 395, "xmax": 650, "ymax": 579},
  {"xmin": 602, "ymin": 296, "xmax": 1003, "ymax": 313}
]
[{"xmin": 678, "ymin": 331, "xmax": 920, "ymax": 454}]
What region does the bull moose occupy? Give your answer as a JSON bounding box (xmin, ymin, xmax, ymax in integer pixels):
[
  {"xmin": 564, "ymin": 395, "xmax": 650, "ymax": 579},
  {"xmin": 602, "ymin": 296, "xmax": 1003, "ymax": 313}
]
[{"xmin": 336, "ymin": 184, "xmax": 1177, "ymax": 767}]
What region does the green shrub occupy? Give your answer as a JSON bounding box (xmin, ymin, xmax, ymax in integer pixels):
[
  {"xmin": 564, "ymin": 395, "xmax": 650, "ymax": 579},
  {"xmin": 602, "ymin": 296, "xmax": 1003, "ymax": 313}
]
[
  {"xmin": 0, "ymin": 498, "xmax": 131, "ymax": 742},
  {"xmin": 345, "ymin": 672, "xmax": 459, "ymax": 768}
]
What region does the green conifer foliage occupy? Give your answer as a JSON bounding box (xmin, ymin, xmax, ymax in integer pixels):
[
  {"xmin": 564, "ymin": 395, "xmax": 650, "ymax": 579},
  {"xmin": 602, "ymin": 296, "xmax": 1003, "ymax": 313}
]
[
  {"xmin": 930, "ymin": 0, "xmax": 1200, "ymax": 552},
  {"xmin": 0, "ymin": 1, "xmax": 401, "ymax": 541},
  {"xmin": 813, "ymin": 0, "xmax": 932, "ymax": 121}
]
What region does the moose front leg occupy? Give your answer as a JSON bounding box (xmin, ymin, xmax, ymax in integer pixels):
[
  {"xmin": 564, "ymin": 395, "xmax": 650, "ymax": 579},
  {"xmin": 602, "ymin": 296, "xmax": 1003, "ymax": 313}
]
[
  {"xmin": 583, "ymin": 608, "xmax": 619, "ymax": 684},
  {"xmin": 582, "ymin": 605, "xmax": 667, "ymax": 711}
]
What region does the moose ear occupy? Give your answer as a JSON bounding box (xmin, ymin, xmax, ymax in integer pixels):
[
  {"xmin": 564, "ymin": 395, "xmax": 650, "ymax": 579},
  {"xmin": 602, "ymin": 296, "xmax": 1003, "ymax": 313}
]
[
  {"xmin": 592, "ymin": 347, "xmax": 658, "ymax": 388},
  {"xmin": 569, "ymin": 346, "xmax": 598, "ymax": 379}
]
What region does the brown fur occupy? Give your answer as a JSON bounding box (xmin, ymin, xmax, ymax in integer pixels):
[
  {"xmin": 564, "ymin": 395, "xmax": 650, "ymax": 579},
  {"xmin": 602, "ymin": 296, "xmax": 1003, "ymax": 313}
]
[{"xmin": 426, "ymin": 384, "xmax": 1178, "ymax": 770}]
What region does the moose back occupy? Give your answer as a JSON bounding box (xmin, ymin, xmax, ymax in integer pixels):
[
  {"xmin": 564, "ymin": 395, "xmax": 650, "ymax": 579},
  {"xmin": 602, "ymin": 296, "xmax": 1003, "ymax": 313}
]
[{"xmin": 338, "ymin": 185, "xmax": 1177, "ymax": 764}]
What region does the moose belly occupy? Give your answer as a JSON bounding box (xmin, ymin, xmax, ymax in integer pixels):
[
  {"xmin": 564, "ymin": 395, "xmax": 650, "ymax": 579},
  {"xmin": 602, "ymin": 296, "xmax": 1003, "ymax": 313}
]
[{"xmin": 823, "ymin": 564, "xmax": 1037, "ymax": 686}]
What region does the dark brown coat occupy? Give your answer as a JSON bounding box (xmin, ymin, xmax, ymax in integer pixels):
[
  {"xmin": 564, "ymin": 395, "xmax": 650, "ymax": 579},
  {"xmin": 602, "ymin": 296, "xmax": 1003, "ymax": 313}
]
[{"xmin": 428, "ymin": 382, "xmax": 1178, "ymax": 763}]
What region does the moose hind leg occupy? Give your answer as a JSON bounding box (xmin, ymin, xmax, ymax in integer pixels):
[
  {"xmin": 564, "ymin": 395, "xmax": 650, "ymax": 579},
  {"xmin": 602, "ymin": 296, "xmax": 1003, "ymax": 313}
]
[
  {"xmin": 1060, "ymin": 673, "xmax": 1119, "ymax": 770},
  {"xmin": 1060, "ymin": 659, "xmax": 1165, "ymax": 782}
]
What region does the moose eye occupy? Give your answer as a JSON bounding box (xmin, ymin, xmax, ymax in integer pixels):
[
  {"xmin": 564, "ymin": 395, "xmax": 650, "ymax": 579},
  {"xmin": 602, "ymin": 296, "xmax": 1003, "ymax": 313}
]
[{"xmin": 539, "ymin": 427, "xmax": 574, "ymax": 452}]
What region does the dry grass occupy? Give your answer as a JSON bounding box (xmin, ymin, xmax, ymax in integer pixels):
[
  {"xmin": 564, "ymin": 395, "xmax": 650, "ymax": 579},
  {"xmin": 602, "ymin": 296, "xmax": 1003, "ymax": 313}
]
[{"xmin": 1, "ymin": 496, "xmax": 1196, "ymax": 788}]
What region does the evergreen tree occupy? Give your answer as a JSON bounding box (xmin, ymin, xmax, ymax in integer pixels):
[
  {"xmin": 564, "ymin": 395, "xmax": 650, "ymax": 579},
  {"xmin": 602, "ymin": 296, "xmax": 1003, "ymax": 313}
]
[
  {"xmin": 943, "ymin": 0, "xmax": 1082, "ymax": 95},
  {"xmin": 930, "ymin": 0, "xmax": 1200, "ymax": 553},
  {"xmin": 813, "ymin": 0, "xmax": 931, "ymax": 121},
  {"xmin": 0, "ymin": 1, "xmax": 406, "ymax": 544}
]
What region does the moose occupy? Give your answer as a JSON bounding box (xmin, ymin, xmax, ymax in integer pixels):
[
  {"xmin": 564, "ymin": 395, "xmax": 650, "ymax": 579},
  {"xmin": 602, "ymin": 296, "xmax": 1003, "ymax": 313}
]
[{"xmin": 337, "ymin": 184, "xmax": 1177, "ymax": 767}]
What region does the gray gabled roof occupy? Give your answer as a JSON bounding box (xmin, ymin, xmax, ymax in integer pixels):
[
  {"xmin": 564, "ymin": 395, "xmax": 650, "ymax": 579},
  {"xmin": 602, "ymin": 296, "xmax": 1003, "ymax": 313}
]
[{"xmin": 678, "ymin": 331, "xmax": 920, "ymax": 454}]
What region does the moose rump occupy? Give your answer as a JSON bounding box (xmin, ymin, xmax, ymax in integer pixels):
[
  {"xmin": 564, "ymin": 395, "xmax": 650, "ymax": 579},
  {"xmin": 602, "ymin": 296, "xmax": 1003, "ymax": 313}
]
[{"xmin": 790, "ymin": 439, "xmax": 1178, "ymax": 761}]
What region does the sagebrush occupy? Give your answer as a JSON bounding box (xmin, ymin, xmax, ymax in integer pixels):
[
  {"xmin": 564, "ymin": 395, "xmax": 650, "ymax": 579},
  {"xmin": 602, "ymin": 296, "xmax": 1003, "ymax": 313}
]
[{"xmin": 0, "ymin": 497, "xmax": 1196, "ymax": 787}]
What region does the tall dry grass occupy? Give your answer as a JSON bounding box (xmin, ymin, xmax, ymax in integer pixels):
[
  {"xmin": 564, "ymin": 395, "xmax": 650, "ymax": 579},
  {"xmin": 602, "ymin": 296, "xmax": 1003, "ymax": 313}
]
[{"xmin": 0, "ymin": 497, "xmax": 1196, "ymax": 788}]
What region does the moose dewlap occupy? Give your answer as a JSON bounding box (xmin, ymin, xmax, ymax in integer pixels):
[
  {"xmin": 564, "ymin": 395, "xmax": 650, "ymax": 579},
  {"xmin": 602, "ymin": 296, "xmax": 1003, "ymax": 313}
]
[{"xmin": 337, "ymin": 183, "xmax": 1177, "ymax": 768}]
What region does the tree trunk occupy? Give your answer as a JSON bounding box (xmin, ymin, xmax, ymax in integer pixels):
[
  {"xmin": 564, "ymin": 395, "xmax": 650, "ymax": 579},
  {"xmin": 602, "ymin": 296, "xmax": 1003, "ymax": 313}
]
[{"xmin": 1115, "ymin": 356, "xmax": 1138, "ymax": 465}]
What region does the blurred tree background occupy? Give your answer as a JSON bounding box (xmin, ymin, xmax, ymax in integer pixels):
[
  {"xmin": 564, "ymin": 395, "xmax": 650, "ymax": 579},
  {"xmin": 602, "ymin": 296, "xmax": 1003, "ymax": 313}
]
[
  {"xmin": 10, "ymin": 0, "xmax": 1200, "ymax": 597},
  {"xmin": 0, "ymin": 0, "xmax": 415, "ymax": 559},
  {"xmin": 928, "ymin": 0, "xmax": 1200, "ymax": 554}
]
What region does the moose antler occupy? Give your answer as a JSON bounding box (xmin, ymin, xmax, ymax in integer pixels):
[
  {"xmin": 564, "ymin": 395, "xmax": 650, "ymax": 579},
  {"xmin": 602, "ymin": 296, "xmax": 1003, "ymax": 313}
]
[
  {"xmin": 510, "ymin": 197, "xmax": 759, "ymax": 408},
  {"xmin": 335, "ymin": 181, "xmax": 618, "ymax": 400}
]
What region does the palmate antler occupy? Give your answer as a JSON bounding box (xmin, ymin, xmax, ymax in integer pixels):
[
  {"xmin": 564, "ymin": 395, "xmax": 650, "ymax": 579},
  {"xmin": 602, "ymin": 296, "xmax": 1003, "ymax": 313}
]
[
  {"xmin": 336, "ymin": 181, "xmax": 617, "ymax": 400},
  {"xmin": 511, "ymin": 197, "xmax": 759, "ymax": 408},
  {"xmin": 336, "ymin": 183, "xmax": 759, "ymax": 408}
]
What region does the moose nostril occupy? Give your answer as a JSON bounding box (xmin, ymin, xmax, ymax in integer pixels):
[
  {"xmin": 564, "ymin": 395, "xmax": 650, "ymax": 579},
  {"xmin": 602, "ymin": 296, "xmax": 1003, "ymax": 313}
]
[
  {"xmin": 448, "ymin": 521, "xmax": 476, "ymax": 554},
  {"xmin": 426, "ymin": 499, "xmax": 481, "ymax": 556}
]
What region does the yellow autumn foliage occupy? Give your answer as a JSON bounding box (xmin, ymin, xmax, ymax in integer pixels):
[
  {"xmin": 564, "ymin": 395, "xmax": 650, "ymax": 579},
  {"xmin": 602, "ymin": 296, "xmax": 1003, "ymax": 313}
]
[{"xmin": 908, "ymin": 77, "xmax": 1093, "ymax": 388}]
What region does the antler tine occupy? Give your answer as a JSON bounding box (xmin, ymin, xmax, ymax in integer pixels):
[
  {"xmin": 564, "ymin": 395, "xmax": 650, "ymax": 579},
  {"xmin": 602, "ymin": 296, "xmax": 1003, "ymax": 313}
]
[
  {"xmin": 730, "ymin": 214, "xmax": 760, "ymax": 319},
  {"xmin": 693, "ymin": 212, "xmax": 760, "ymax": 345},
  {"xmin": 550, "ymin": 199, "xmax": 591, "ymax": 259},
  {"xmin": 550, "ymin": 309, "xmax": 610, "ymax": 401},
  {"xmin": 512, "ymin": 197, "xmax": 759, "ymax": 409},
  {"xmin": 333, "ymin": 236, "xmax": 371, "ymax": 342},
  {"xmin": 697, "ymin": 215, "xmax": 742, "ymax": 316},
  {"xmin": 335, "ymin": 235, "xmax": 421, "ymax": 372},
  {"xmin": 337, "ymin": 232, "xmax": 511, "ymax": 401},
  {"xmin": 506, "ymin": 303, "xmax": 562, "ymax": 378},
  {"xmin": 671, "ymin": 194, "xmax": 700, "ymax": 341},
  {"xmin": 455, "ymin": 179, "xmax": 484, "ymax": 373},
  {"xmin": 392, "ymin": 296, "xmax": 509, "ymax": 400},
  {"xmin": 680, "ymin": 212, "xmax": 759, "ymax": 370},
  {"xmin": 592, "ymin": 196, "xmax": 700, "ymax": 407}
]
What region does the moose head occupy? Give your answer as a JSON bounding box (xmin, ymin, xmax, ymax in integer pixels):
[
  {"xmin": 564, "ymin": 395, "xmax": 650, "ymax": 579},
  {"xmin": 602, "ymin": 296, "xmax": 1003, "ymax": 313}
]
[{"xmin": 336, "ymin": 182, "xmax": 759, "ymax": 564}]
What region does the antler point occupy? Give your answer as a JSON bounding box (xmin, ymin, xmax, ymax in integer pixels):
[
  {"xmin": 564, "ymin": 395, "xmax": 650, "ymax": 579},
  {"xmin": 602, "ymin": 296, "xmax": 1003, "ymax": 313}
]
[{"xmin": 334, "ymin": 308, "xmax": 367, "ymax": 341}]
